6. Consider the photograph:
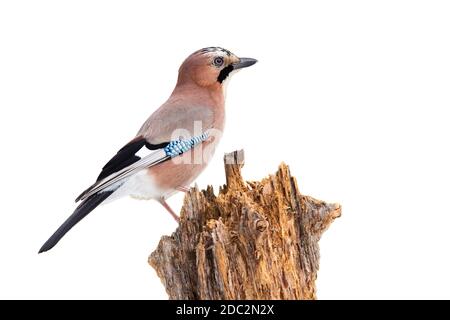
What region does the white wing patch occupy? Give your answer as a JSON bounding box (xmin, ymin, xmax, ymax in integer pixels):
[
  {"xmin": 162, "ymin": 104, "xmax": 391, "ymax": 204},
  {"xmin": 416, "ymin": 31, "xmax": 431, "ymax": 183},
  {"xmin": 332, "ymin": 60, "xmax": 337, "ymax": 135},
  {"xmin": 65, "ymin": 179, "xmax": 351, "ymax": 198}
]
[{"xmin": 135, "ymin": 145, "xmax": 155, "ymax": 159}]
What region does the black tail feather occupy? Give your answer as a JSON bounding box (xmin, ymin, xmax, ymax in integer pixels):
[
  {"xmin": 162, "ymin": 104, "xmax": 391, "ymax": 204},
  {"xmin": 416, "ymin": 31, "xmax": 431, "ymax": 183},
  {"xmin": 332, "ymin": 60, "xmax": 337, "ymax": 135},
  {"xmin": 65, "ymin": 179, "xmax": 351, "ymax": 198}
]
[{"xmin": 39, "ymin": 191, "xmax": 114, "ymax": 253}]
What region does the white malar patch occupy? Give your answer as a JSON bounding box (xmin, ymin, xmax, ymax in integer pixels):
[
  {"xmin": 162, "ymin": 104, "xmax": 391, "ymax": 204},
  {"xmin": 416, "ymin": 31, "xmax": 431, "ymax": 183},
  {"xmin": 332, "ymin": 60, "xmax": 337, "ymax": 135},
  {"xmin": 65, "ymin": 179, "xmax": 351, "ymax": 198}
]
[{"xmin": 221, "ymin": 69, "xmax": 240, "ymax": 99}]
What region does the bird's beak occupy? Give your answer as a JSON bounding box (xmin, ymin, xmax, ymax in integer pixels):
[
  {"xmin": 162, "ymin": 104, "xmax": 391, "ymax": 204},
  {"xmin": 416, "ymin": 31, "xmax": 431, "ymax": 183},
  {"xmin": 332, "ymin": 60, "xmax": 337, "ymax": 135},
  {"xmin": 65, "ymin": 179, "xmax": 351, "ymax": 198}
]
[{"xmin": 233, "ymin": 57, "xmax": 258, "ymax": 70}]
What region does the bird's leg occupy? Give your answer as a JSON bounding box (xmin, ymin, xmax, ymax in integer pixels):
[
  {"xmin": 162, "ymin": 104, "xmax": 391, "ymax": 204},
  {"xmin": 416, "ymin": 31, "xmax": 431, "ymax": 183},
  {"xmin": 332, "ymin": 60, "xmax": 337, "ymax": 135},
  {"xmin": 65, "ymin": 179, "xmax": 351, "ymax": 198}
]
[
  {"xmin": 158, "ymin": 199, "xmax": 180, "ymax": 223},
  {"xmin": 176, "ymin": 186, "xmax": 190, "ymax": 193}
]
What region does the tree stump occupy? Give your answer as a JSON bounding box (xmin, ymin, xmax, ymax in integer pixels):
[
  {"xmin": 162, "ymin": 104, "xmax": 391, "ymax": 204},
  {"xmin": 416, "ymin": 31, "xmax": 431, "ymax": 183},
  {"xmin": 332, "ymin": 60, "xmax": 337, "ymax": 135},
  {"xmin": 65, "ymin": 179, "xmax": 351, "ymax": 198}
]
[{"xmin": 149, "ymin": 150, "xmax": 341, "ymax": 300}]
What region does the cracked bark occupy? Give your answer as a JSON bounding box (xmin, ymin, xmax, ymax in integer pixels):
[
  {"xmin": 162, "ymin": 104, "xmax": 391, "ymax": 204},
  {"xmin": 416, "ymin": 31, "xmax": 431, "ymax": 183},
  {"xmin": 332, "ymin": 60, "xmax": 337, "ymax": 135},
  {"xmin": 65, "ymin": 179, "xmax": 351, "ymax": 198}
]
[{"xmin": 149, "ymin": 150, "xmax": 341, "ymax": 300}]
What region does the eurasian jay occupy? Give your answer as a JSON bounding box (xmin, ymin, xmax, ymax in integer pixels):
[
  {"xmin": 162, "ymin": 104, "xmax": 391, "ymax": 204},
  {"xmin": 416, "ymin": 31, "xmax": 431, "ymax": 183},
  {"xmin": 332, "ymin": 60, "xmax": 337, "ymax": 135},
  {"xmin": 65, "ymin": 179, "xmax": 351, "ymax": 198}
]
[{"xmin": 39, "ymin": 47, "xmax": 257, "ymax": 253}]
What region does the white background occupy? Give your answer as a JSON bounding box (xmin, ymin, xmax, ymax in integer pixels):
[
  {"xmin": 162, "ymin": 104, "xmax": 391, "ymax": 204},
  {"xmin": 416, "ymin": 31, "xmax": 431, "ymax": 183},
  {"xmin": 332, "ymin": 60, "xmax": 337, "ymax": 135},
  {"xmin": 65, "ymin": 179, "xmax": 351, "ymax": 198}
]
[{"xmin": 1, "ymin": 0, "xmax": 449, "ymax": 299}]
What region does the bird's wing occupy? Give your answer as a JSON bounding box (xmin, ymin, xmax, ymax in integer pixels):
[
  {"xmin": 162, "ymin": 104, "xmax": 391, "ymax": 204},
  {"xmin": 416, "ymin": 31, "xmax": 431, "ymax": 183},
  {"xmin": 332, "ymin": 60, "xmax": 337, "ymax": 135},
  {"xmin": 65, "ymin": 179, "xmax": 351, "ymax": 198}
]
[
  {"xmin": 96, "ymin": 136, "xmax": 169, "ymax": 182},
  {"xmin": 76, "ymin": 105, "xmax": 215, "ymax": 202},
  {"xmin": 75, "ymin": 136, "xmax": 170, "ymax": 202}
]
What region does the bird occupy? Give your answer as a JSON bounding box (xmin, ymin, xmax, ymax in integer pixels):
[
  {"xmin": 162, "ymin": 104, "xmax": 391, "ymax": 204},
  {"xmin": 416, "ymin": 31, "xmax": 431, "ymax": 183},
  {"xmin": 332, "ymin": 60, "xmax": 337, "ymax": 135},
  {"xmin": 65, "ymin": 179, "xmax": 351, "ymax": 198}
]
[{"xmin": 39, "ymin": 47, "xmax": 257, "ymax": 253}]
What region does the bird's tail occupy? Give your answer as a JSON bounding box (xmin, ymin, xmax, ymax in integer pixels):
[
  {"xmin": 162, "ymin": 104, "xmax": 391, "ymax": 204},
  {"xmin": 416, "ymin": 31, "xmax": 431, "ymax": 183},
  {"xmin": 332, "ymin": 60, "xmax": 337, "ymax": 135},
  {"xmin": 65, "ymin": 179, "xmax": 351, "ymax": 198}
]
[{"xmin": 39, "ymin": 191, "xmax": 114, "ymax": 253}]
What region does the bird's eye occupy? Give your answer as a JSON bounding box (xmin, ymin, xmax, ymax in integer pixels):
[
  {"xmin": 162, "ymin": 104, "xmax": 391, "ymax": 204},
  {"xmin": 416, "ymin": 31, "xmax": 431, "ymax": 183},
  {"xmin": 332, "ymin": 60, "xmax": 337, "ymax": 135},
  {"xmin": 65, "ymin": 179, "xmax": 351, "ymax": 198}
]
[{"xmin": 213, "ymin": 57, "xmax": 224, "ymax": 67}]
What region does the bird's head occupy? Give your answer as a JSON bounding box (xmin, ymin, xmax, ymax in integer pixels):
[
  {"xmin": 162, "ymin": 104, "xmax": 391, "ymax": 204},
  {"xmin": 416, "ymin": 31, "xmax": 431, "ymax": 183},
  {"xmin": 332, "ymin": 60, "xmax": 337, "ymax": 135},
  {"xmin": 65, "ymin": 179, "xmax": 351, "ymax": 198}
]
[{"xmin": 177, "ymin": 47, "xmax": 257, "ymax": 89}]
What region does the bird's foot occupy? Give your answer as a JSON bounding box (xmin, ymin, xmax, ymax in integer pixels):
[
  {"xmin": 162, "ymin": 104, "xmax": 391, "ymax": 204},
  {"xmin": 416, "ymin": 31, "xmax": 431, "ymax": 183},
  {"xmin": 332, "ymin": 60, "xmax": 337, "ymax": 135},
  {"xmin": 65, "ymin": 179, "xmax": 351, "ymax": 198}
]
[
  {"xmin": 176, "ymin": 186, "xmax": 190, "ymax": 193},
  {"xmin": 158, "ymin": 199, "xmax": 180, "ymax": 223}
]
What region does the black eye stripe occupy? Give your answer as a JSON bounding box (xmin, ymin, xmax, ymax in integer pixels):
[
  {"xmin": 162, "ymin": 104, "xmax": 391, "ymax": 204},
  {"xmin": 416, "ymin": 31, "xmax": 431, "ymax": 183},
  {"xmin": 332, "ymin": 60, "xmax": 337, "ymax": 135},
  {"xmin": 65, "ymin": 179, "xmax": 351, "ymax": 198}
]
[{"xmin": 217, "ymin": 65, "xmax": 234, "ymax": 83}]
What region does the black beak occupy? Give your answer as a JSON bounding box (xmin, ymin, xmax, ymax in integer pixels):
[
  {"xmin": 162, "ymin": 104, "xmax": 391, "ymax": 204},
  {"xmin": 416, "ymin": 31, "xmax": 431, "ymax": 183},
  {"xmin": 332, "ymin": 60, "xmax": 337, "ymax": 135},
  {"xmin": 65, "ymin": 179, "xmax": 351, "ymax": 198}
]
[{"xmin": 233, "ymin": 57, "xmax": 258, "ymax": 70}]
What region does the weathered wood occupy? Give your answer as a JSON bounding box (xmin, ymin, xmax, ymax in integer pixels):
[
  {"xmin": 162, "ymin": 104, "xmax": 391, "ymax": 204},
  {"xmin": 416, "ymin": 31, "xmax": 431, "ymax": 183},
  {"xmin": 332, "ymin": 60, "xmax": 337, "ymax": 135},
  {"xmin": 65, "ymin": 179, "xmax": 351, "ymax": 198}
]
[{"xmin": 149, "ymin": 150, "xmax": 341, "ymax": 300}]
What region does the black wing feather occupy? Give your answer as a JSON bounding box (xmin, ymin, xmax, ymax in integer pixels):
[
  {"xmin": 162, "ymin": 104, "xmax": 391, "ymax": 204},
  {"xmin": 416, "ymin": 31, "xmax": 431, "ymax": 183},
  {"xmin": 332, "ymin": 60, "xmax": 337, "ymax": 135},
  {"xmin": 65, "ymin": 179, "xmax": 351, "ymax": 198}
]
[
  {"xmin": 75, "ymin": 136, "xmax": 169, "ymax": 202},
  {"xmin": 97, "ymin": 137, "xmax": 169, "ymax": 181},
  {"xmin": 97, "ymin": 138, "xmax": 146, "ymax": 181}
]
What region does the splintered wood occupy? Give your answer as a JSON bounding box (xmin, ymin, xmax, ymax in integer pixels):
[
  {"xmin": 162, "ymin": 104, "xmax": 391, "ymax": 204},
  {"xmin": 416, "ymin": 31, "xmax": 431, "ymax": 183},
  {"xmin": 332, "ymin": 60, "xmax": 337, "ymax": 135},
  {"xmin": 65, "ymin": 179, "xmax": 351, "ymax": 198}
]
[{"xmin": 149, "ymin": 150, "xmax": 341, "ymax": 300}]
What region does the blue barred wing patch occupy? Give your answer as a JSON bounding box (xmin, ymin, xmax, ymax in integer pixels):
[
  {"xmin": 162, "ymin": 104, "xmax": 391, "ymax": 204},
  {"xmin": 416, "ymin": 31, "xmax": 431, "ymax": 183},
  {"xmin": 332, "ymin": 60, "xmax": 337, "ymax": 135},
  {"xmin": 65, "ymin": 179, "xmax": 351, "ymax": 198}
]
[{"xmin": 164, "ymin": 132, "xmax": 209, "ymax": 158}]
